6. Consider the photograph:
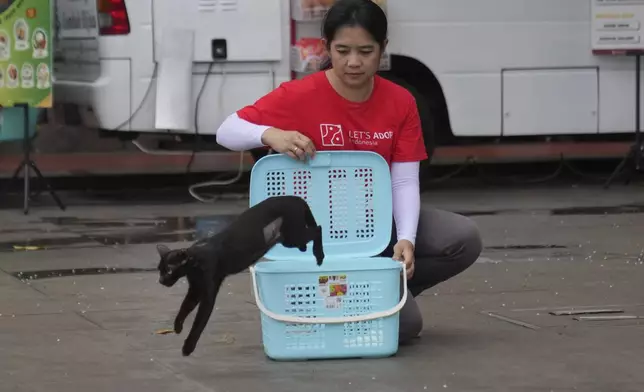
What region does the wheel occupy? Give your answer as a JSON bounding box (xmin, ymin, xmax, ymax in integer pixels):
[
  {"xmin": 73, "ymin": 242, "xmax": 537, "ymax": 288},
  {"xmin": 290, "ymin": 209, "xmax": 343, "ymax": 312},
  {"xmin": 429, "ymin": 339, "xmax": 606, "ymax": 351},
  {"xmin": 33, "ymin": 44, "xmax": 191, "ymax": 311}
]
[{"xmin": 378, "ymin": 73, "xmax": 436, "ymax": 185}]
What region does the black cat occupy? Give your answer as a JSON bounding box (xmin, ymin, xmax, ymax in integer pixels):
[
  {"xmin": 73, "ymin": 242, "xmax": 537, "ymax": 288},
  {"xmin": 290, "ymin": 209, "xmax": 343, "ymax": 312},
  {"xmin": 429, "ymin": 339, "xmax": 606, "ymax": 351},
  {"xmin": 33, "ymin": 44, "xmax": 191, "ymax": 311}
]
[{"xmin": 156, "ymin": 195, "xmax": 325, "ymax": 356}]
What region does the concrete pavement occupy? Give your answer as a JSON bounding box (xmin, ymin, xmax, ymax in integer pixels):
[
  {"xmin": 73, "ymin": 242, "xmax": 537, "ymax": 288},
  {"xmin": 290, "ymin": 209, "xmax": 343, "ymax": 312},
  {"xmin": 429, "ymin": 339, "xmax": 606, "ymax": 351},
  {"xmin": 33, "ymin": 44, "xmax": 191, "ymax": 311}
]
[{"xmin": 1, "ymin": 183, "xmax": 644, "ymax": 391}]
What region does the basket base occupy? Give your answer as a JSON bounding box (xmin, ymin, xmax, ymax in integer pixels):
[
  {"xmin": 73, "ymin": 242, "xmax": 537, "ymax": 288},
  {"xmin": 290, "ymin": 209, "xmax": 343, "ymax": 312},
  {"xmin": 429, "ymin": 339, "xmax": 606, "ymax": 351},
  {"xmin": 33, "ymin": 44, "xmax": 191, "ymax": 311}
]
[
  {"xmin": 264, "ymin": 346, "xmax": 399, "ymax": 362},
  {"xmin": 253, "ymin": 256, "xmax": 404, "ymax": 361}
]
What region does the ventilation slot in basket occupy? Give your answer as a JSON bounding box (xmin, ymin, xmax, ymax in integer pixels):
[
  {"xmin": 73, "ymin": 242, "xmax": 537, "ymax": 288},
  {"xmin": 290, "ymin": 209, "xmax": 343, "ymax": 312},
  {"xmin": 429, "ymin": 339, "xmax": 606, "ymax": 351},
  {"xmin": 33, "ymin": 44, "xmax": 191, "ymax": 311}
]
[
  {"xmin": 263, "ymin": 164, "xmax": 382, "ymax": 247},
  {"xmin": 355, "ymin": 168, "xmax": 375, "ymax": 240},
  {"xmin": 328, "ymin": 169, "xmax": 348, "ymax": 240},
  {"xmin": 283, "ymin": 283, "xmax": 326, "ymax": 350},
  {"xmin": 266, "ymin": 171, "xmax": 286, "ymax": 197},
  {"xmin": 342, "ymin": 281, "xmax": 385, "ymax": 348},
  {"xmin": 292, "ymin": 169, "xmax": 311, "ymax": 201}
]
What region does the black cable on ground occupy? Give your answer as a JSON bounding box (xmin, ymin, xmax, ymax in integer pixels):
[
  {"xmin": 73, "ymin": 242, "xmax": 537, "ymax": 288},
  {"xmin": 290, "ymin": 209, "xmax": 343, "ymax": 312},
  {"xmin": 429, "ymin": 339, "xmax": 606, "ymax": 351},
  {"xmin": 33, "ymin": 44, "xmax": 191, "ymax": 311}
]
[
  {"xmin": 474, "ymin": 154, "xmax": 566, "ymax": 186},
  {"xmin": 560, "ymin": 159, "xmax": 613, "ymax": 182},
  {"xmin": 186, "ymin": 62, "xmax": 215, "ymax": 174},
  {"xmin": 420, "ymin": 153, "xmax": 636, "ymax": 187},
  {"xmin": 423, "ymin": 157, "xmax": 475, "ymax": 186}
]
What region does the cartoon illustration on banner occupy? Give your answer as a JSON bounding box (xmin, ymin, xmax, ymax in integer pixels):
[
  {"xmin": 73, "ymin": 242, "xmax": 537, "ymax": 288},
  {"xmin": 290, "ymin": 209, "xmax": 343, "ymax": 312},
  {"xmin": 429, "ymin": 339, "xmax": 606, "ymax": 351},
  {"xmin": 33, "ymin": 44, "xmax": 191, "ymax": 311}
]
[{"xmin": 0, "ymin": 0, "xmax": 52, "ymax": 108}]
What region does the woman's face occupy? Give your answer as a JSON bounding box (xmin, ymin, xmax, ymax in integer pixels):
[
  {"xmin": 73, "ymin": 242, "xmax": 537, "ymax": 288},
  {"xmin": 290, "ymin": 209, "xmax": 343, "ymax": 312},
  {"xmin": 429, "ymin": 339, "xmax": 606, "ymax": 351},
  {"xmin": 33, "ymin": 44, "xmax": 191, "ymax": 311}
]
[{"xmin": 326, "ymin": 25, "xmax": 385, "ymax": 88}]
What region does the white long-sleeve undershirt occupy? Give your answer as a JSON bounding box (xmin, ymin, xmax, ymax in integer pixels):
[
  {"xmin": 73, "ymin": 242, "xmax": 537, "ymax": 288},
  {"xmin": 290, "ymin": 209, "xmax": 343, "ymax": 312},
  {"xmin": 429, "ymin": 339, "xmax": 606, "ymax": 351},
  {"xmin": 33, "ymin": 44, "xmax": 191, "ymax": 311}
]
[
  {"xmin": 216, "ymin": 112, "xmax": 269, "ymax": 151},
  {"xmin": 390, "ymin": 161, "xmax": 420, "ymax": 246},
  {"xmin": 216, "ymin": 112, "xmax": 421, "ymax": 246}
]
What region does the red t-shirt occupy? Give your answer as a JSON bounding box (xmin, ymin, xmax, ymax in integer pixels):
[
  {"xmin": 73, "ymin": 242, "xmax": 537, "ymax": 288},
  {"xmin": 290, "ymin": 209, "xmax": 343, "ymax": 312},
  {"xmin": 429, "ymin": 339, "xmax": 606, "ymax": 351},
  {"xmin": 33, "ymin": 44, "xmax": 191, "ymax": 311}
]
[{"xmin": 236, "ymin": 71, "xmax": 428, "ymax": 165}]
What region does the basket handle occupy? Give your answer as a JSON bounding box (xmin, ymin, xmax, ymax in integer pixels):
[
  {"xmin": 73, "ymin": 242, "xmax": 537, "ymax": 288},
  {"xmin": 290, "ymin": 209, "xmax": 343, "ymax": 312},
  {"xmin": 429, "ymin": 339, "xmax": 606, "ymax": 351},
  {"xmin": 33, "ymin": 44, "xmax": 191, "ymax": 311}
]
[
  {"xmin": 307, "ymin": 153, "xmax": 331, "ymax": 167},
  {"xmin": 249, "ymin": 262, "xmax": 408, "ymax": 324}
]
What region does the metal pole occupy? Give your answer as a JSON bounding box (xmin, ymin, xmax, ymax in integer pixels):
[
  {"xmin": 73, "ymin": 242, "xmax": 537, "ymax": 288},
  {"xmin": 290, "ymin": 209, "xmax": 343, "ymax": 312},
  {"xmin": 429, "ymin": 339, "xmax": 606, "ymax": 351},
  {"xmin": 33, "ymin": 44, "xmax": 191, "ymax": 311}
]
[
  {"xmin": 21, "ymin": 103, "xmax": 30, "ymax": 214},
  {"xmin": 636, "ymin": 54, "xmax": 641, "ymax": 171}
]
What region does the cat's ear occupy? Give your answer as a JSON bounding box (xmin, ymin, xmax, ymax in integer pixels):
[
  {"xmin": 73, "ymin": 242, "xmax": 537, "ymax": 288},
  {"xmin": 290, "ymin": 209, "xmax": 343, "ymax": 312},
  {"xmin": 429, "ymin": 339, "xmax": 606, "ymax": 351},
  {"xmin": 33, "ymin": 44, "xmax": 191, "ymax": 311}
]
[{"xmin": 156, "ymin": 244, "xmax": 171, "ymax": 257}]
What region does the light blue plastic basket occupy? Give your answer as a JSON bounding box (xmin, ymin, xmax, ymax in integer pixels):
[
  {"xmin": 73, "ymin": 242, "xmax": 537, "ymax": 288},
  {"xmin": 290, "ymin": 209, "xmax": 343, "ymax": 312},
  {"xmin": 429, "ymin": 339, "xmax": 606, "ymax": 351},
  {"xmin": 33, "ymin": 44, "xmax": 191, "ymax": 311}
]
[{"xmin": 248, "ymin": 151, "xmax": 407, "ymax": 361}]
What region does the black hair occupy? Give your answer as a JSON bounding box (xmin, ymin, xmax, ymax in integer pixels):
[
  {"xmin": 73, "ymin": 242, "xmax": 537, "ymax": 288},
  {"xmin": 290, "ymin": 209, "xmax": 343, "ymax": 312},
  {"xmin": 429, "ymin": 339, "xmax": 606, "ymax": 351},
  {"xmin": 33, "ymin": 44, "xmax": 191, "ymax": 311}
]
[{"xmin": 319, "ymin": 0, "xmax": 388, "ymax": 70}]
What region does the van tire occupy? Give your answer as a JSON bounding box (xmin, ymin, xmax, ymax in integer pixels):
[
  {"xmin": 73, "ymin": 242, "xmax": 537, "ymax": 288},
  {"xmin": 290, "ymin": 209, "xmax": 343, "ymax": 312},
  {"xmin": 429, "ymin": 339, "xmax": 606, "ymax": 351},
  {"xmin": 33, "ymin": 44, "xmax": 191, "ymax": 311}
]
[
  {"xmin": 378, "ymin": 73, "xmax": 436, "ymax": 168},
  {"xmin": 250, "ymin": 147, "xmax": 270, "ymax": 163}
]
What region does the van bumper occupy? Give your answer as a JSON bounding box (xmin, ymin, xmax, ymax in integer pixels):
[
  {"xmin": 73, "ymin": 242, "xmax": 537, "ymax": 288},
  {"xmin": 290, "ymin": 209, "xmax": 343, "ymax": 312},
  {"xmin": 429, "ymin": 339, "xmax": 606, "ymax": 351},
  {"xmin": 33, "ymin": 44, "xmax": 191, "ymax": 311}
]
[{"xmin": 53, "ymin": 59, "xmax": 132, "ymax": 131}]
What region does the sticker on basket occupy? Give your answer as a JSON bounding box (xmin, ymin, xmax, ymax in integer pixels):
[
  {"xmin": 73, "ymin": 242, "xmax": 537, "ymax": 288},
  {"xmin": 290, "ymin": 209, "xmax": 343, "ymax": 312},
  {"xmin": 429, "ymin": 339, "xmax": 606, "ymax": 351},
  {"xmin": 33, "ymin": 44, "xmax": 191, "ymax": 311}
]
[
  {"xmin": 329, "ymin": 281, "xmax": 348, "ymax": 297},
  {"xmin": 318, "ymin": 274, "xmax": 348, "ymax": 309},
  {"xmin": 325, "ymin": 296, "xmax": 342, "ymax": 309}
]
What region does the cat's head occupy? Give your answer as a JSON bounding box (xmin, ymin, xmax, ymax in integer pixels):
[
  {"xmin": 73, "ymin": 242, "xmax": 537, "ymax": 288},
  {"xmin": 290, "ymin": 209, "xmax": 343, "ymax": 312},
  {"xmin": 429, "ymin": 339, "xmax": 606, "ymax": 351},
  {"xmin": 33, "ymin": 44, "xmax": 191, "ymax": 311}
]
[{"xmin": 156, "ymin": 244, "xmax": 191, "ymax": 287}]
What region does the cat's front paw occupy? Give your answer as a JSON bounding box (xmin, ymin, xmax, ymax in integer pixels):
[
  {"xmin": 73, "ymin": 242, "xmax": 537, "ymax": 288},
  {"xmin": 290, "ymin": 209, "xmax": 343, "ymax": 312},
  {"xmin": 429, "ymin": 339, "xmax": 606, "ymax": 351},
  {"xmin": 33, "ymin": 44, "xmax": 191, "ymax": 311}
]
[
  {"xmin": 182, "ymin": 339, "xmax": 196, "ymax": 356},
  {"xmin": 174, "ymin": 320, "xmax": 183, "ymax": 334},
  {"xmin": 314, "ymin": 246, "xmax": 324, "ymax": 265},
  {"xmin": 315, "ymin": 251, "xmax": 325, "ymax": 266}
]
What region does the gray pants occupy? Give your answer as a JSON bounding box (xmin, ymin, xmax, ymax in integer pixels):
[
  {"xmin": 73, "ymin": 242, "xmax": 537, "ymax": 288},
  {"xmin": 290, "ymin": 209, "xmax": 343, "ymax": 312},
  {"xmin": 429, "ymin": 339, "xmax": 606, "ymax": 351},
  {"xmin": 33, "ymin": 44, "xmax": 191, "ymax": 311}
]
[{"xmin": 378, "ymin": 206, "xmax": 483, "ymax": 344}]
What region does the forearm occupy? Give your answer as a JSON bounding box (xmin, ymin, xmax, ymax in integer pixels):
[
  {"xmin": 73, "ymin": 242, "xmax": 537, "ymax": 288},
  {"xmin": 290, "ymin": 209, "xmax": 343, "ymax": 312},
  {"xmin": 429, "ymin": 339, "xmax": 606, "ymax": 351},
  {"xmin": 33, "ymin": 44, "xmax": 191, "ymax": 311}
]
[
  {"xmin": 215, "ymin": 112, "xmax": 271, "ymax": 151},
  {"xmin": 391, "ymin": 161, "xmax": 421, "ymax": 247}
]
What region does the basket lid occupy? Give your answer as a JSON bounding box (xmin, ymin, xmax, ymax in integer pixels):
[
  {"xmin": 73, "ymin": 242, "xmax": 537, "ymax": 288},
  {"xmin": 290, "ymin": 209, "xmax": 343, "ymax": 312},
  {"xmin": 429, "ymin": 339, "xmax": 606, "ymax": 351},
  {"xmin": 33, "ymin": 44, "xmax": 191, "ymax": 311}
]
[{"xmin": 249, "ymin": 151, "xmax": 393, "ymax": 261}]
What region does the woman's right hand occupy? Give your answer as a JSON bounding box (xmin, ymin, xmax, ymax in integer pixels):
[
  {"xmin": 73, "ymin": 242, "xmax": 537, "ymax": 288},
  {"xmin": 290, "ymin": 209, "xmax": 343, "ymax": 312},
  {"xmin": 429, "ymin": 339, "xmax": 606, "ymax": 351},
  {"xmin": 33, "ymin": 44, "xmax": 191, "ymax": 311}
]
[{"xmin": 261, "ymin": 128, "xmax": 317, "ymax": 161}]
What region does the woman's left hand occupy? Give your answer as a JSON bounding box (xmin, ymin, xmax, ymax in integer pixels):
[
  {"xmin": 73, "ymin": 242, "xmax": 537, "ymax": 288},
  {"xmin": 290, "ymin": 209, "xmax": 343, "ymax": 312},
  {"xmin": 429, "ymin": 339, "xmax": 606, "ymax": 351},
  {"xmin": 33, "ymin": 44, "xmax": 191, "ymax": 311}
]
[{"xmin": 393, "ymin": 239, "xmax": 415, "ymax": 280}]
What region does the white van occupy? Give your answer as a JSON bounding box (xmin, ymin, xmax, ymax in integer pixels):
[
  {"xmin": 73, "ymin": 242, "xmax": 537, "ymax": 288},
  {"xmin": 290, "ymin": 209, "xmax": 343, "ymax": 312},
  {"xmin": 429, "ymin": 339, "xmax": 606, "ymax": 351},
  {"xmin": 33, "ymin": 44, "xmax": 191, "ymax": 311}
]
[{"xmin": 53, "ymin": 0, "xmax": 642, "ymax": 164}]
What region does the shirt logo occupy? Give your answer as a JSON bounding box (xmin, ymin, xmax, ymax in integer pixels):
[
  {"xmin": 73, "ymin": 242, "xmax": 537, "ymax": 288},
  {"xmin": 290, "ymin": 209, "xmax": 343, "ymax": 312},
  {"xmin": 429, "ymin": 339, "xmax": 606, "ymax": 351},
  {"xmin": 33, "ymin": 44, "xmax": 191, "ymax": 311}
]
[
  {"xmin": 348, "ymin": 130, "xmax": 394, "ymax": 146},
  {"xmin": 320, "ymin": 124, "xmax": 345, "ymax": 146}
]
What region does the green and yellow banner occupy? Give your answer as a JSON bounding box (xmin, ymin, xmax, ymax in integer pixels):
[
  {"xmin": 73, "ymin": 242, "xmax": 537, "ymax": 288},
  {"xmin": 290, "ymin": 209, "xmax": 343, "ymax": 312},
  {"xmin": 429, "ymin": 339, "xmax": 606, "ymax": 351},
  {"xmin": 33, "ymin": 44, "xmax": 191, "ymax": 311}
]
[{"xmin": 0, "ymin": 0, "xmax": 52, "ymax": 108}]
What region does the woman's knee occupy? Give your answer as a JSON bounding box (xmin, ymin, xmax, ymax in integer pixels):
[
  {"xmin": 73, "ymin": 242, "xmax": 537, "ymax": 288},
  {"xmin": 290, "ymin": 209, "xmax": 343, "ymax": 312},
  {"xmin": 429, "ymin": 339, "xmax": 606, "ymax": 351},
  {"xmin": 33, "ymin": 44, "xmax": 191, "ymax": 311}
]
[
  {"xmin": 458, "ymin": 216, "xmax": 483, "ymax": 266},
  {"xmin": 427, "ymin": 212, "xmax": 483, "ymax": 268},
  {"xmin": 416, "ymin": 208, "xmax": 483, "ymax": 263}
]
